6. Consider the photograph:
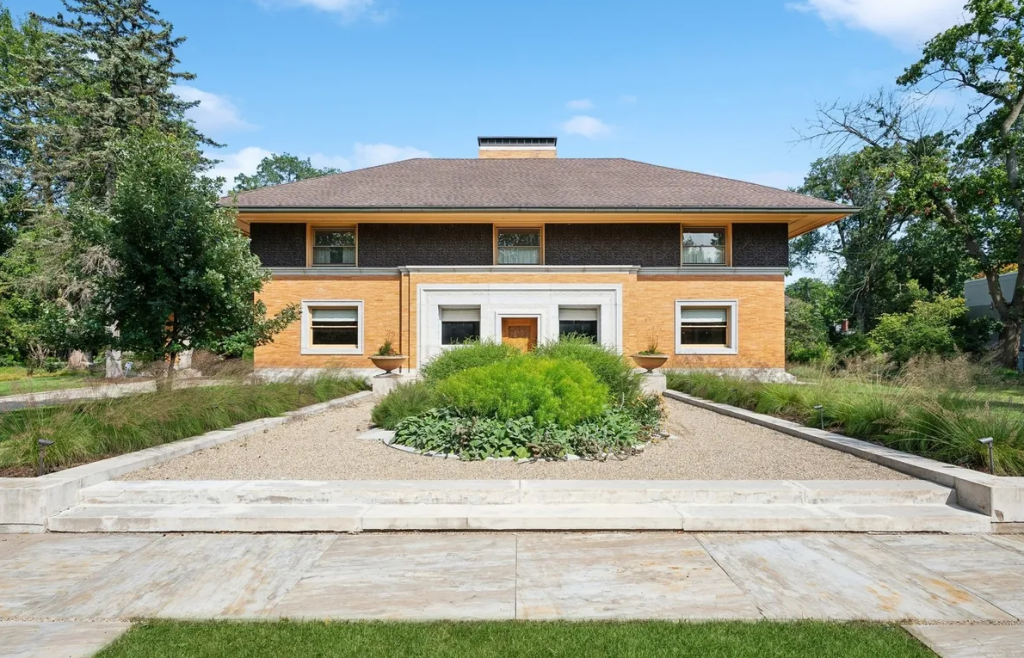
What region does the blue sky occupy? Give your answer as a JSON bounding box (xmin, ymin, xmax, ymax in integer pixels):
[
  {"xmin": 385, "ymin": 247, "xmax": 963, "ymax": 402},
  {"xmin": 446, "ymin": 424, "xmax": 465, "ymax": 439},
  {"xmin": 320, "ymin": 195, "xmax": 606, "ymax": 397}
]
[{"xmin": 6, "ymin": 0, "xmax": 972, "ymax": 194}]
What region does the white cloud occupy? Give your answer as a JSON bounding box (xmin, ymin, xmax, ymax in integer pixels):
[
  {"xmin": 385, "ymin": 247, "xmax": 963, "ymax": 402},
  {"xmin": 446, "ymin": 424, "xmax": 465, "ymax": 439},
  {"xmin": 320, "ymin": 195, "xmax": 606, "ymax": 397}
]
[
  {"xmin": 619, "ymin": 94, "xmax": 638, "ymax": 104},
  {"xmin": 561, "ymin": 115, "xmax": 612, "ymax": 139},
  {"xmin": 211, "ymin": 142, "xmax": 430, "ymax": 192},
  {"xmin": 173, "ymin": 85, "xmax": 255, "ymax": 134},
  {"xmin": 350, "ymin": 143, "xmax": 431, "ymax": 168},
  {"xmin": 208, "ymin": 146, "xmax": 274, "ymax": 189},
  {"xmin": 788, "ymin": 0, "xmax": 967, "ymax": 46},
  {"xmin": 566, "ymin": 99, "xmax": 594, "ymax": 110},
  {"xmin": 253, "ymin": 0, "xmax": 375, "ymax": 20}
]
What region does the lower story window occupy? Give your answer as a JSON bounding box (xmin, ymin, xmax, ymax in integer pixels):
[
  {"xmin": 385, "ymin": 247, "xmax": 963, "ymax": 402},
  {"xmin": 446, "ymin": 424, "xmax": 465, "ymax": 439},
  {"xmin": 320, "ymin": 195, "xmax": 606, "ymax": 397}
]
[
  {"xmin": 676, "ymin": 301, "xmax": 737, "ymax": 355},
  {"xmin": 311, "ymin": 307, "xmax": 359, "ymax": 347},
  {"xmin": 559, "ymin": 307, "xmax": 599, "ymax": 342},
  {"xmin": 441, "ymin": 307, "xmax": 481, "ymax": 345}
]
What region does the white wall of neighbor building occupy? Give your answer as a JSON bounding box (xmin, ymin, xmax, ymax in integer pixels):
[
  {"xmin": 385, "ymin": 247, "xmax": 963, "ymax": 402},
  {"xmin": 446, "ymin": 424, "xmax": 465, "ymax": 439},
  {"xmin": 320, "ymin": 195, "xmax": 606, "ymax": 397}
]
[
  {"xmin": 965, "ymin": 272, "xmax": 1017, "ymax": 319},
  {"xmin": 416, "ymin": 283, "xmax": 623, "ymax": 367}
]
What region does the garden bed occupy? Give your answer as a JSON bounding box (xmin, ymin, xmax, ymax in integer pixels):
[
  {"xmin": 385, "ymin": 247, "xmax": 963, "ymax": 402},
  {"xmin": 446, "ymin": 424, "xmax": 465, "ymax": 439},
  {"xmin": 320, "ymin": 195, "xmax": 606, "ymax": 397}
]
[
  {"xmin": 0, "ymin": 375, "xmax": 367, "ymax": 476},
  {"xmin": 125, "ymin": 394, "xmax": 909, "ymax": 480},
  {"xmin": 667, "ymin": 371, "xmax": 1024, "ymax": 476}
]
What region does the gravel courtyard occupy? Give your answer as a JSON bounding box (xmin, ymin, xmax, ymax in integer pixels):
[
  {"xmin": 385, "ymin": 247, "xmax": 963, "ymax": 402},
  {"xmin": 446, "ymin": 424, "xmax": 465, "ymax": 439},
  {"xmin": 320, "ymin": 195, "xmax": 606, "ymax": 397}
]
[{"xmin": 126, "ymin": 396, "xmax": 910, "ymax": 480}]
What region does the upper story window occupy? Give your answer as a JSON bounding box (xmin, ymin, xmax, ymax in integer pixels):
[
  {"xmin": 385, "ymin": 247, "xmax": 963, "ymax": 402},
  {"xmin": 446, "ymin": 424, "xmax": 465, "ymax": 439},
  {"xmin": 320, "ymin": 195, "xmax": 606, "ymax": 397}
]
[
  {"xmin": 313, "ymin": 228, "xmax": 356, "ymax": 266},
  {"xmin": 496, "ymin": 228, "xmax": 542, "ymax": 265},
  {"xmin": 682, "ymin": 228, "xmax": 727, "ymax": 265}
]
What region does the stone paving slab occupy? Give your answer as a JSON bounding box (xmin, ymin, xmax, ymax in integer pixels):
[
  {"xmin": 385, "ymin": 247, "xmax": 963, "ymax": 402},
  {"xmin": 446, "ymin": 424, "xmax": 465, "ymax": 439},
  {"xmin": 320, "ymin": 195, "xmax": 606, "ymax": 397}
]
[
  {"xmin": 272, "ymin": 535, "xmax": 516, "ymax": 620},
  {"xmin": 905, "ymin": 624, "xmax": 1024, "ymax": 658},
  {"xmin": 31, "ymin": 534, "xmax": 335, "ymax": 620},
  {"xmin": 515, "ymin": 533, "xmax": 760, "ymax": 620},
  {"xmin": 695, "ymin": 534, "xmax": 1016, "ymax": 622},
  {"xmin": 0, "ymin": 621, "xmax": 131, "ymax": 658},
  {"xmin": 48, "ymin": 503, "xmax": 368, "ymax": 533},
  {"xmin": 3, "ymin": 532, "xmax": 1023, "ymax": 624},
  {"xmin": 874, "ymin": 534, "xmax": 1024, "ymax": 618},
  {"xmin": 0, "ymin": 534, "xmax": 154, "ymax": 617}
]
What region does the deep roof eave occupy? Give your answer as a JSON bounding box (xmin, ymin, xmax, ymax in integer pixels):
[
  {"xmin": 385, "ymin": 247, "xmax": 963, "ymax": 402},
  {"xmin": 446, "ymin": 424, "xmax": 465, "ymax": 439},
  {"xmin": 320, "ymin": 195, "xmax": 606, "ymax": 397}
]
[{"xmin": 230, "ymin": 204, "xmax": 857, "ymax": 214}]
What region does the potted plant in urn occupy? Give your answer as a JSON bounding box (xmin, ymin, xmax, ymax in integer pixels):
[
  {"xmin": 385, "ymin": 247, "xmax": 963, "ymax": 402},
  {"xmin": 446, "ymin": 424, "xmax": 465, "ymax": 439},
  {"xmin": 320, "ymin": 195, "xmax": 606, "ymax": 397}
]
[
  {"xmin": 631, "ymin": 337, "xmax": 669, "ymax": 373},
  {"xmin": 369, "ymin": 332, "xmax": 407, "ymax": 374}
]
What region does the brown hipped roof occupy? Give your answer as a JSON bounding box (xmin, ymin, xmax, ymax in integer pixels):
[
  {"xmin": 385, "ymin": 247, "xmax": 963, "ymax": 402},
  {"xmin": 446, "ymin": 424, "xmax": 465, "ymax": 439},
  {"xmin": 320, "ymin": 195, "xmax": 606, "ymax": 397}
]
[{"xmin": 225, "ymin": 158, "xmax": 849, "ymax": 212}]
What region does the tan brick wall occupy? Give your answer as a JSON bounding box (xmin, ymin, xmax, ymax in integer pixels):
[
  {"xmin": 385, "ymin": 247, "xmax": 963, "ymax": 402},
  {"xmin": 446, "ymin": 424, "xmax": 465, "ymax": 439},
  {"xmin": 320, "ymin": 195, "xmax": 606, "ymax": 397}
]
[
  {"xmin": 255, "ymin": 272, "xmax": 785, "ymax": 370},
  {"xmin": 478, "ymin": 149, "xmax": 556, "ymax": 159}
]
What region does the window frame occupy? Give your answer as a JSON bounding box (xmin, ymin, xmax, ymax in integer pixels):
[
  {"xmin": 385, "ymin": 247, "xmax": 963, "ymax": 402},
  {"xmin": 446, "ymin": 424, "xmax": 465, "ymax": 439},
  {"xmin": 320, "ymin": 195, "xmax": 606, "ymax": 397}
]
[
  {"xmin": 439, "ymin": 306, "xmax": 482, "ymax": 346},
  {"xmin": 309, "ymin": 226, "xmax": 358, "ymax": 267},
  {"xmin": 680, "ymin": 225, "xmax": 730, "ymax": 266},
  {"xmin": 494, "ymin": 226, "xmax": 544, "ymax": 265},
  {"xmin": 558, "ymin": 306, "xmax": 600, "ymax": 343},
  {"xmin": 675, "ymin": 299, "xmax": 738, "ymax": 355},
  {"xmin": 300, "ymin": 300, "xmax": 364, "ymax": 355}
]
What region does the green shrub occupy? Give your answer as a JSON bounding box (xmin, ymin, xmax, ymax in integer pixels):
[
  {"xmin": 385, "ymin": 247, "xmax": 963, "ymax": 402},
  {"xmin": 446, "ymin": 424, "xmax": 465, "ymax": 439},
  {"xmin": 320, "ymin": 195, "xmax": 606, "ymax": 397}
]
[
  {"xmin": 371, "ymin": 381, "xmax": 440, "ymax": 430},
  {"xmin": 666, "ymin": 370, "xmax": 1024, "ymax": 476},
  {"xmin": 533, "ymin": 335, "xmax": 641, "ymax": 402},
  {"xmin": 437, "ymin": 357, "xmax": 608, "ymax": 428},
  {"xmin": 869, "ymin": 295, "xmax": 964, "ymax": 365},
  {"xmin": 393, "ymin": 406, "xmax": 645, "ymax": 460},
  {"xmin": 419, "ymin": 341, "xmax": 520, "ymax": 383},
  {"xmin": 0, "ymin": 375, "xmax": 367, "ymax": 472}
]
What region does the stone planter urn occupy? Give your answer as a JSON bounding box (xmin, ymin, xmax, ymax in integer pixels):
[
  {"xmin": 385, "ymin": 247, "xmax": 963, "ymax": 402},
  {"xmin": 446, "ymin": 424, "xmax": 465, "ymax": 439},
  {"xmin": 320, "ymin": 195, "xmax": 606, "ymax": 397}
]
[
  {"xmin": 631, "ymin": 353, "xmax": 669, "ymax": 373},
  {"xmin": 370, "ymin": 355, "xmax": 407, "ymax": 374}
]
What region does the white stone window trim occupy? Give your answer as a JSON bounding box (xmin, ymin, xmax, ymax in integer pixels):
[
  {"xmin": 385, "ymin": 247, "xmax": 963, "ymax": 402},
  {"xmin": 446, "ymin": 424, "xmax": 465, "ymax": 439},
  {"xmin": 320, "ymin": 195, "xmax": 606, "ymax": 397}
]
[
  {"xmin": 675, "ymin": 299, "xmax": 739, "ymax": 355},
  {"xmin": 301, "ymin": 300, "xmax": 364, "ymax": 355}
]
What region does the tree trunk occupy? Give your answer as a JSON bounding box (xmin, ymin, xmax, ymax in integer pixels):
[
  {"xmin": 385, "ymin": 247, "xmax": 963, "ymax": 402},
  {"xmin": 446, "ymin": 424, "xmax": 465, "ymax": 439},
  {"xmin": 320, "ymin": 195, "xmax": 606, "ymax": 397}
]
[{"xmin": 997, "ymin": 318, "xmax": 1022, "ymax": 369}]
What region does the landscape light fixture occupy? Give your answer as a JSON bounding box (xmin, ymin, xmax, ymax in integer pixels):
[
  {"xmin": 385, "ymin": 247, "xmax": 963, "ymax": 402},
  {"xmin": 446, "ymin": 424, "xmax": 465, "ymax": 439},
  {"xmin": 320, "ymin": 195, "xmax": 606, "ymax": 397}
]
[
  {"xmin": 37, "ymin": 439, "xmax": 54, "ymax": 477},
  {"xmin": 813, "ymin": 405, "xmax": 824, "ymax": 430},
  {"xmin": 978, "ymin": 437, "xmax": 995, "ymax": 475}
]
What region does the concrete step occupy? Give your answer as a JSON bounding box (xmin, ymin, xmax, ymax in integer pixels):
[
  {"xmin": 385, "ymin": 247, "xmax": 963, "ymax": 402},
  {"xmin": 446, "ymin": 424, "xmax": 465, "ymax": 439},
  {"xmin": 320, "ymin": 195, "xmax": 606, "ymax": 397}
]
[
  {"xmin": 80, "ymin": 479, "xmax": 956, "ymax": 507},
  {"xmin": 48, "ymin": 501, "xmax": 990, "ymax": 534}
]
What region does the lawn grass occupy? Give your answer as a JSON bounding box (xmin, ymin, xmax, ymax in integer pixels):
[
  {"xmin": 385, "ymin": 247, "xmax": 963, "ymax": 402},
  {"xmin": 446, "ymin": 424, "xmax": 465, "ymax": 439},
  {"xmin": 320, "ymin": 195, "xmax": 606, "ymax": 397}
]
[
  {"xmin": 0, "ymin": 366, "xmax": 97, "ymax": 396},
  {"xmin": 0, "ymin": 374, "xmax": 367, "ymax": 474},
  {"xmin": 667, "ymin": 369, "xmax": 1024, "ymax": 475},
  {"xmin": 95, "ymin": 620, "xmax": 936, "ymax": 658}
]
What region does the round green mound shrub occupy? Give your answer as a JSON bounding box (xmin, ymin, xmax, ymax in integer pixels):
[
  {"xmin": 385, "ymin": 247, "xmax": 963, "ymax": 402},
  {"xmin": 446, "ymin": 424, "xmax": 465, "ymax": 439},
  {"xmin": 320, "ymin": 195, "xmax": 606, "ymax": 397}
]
[
  {"xmin": 419, "ymin": 340, "xmax": 521, "ymax": 383},
  {"xmin": 436, "ymin": 357, "xmax": 608, "ymax": 428},
  {"xmin": 533, "ymin": 335, "xmax": 641, "ymax": 402}
]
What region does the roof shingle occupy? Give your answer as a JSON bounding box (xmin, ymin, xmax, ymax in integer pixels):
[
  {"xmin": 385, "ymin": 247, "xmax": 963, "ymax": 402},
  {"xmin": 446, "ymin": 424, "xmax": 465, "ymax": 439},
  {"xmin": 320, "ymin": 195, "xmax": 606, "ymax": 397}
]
[{"xmin": 226, "ymin": 158, "xmax": 848, "ymax": 211}]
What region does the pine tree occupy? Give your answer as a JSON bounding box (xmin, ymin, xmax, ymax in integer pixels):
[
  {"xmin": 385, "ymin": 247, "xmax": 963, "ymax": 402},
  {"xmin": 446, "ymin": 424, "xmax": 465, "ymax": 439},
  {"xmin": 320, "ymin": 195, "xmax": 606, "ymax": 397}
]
[{"xmin": 4, "ymin": 0, "xmax": 207, "ymax": 205}]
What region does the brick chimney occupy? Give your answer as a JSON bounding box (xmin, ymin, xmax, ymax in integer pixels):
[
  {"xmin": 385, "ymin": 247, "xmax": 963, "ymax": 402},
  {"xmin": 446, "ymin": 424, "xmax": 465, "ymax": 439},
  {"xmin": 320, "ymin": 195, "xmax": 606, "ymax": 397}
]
[{"xmin": 478, "ymin": 136, "xmax": 557, "ymax": 159}]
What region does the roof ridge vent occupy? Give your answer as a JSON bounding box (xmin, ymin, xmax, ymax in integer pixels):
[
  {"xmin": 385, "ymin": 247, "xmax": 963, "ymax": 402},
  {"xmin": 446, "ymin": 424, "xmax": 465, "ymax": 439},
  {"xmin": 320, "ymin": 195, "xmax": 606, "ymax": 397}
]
[{"xmin": 478, "ymin": 136, "xmax": 557, "ymax": 159}]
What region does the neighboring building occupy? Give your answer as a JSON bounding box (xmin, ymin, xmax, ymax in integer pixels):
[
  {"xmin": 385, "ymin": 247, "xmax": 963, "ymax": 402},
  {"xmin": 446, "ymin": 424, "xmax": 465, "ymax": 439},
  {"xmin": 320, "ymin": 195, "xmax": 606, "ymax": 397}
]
[
  {"xmin": 229, "ymin": 137, "xmax": 854, "ymax": 379},
  {"xmin": 965, "ymin": 271, "xmax": 1016, "ymax": 322}
]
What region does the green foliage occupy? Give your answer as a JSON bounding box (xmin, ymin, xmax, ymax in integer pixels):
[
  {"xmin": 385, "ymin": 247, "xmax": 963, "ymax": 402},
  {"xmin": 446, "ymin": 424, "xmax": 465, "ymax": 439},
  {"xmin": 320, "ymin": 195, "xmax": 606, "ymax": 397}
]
[
  {"xmin": 667, "ymin": 370, "xmax": 1024, "ymax": 475},
  {"xmin": 393, "ymin": 406, "xmax": 644, "ymax": 460},
  {"xmin": 869, "ymin": 295, "xmax": 964, "ymax": 365},
  {"xmin": 419, "ymin": 341, "xmax": 520, "ymax": 383},
  {"xmin": 533, "ymin": 335, "xmax": 642, "ymax": 402},
  {"xmin": 95, "ymin": 131, "xmax": 297, "ymax": 364},
  {"xmin": 785, "ymin": 298, "xmax": 832, "ymax": 363},
  {"xmin": 233, "ymin": 153, "xmax": 339, "ymax": 192},
  {"xmin": 0, "ymin": 375, "xmax": 367, "ymax": 471},
  {"xmin": 437, "ymin": 357, "xmax": 608, "ymax": 428},
  {"xmin": 370, "ymin": 381, "xmax": 440, "ymax": 430}
]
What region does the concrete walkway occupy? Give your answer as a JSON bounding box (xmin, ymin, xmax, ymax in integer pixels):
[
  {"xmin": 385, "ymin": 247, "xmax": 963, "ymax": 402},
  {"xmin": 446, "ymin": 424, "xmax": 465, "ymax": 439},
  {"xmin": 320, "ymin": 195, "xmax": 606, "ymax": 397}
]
[
  {"xmin": 2, "ymin": 532, "xmax": 1023, "ymax": 656},
  {"xmin": 0, "ymin": 378, "xmax": 218, "ymax": 412}
]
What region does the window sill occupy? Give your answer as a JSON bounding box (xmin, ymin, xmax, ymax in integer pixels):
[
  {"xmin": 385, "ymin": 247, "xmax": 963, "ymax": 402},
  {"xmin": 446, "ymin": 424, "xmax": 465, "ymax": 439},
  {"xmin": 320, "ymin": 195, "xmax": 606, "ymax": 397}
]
[
  {"xmin": 301, "ymin": 346, "xmax": 363, "ymax": 356},
  {"xmin": 675, "ymin": 346, "xmax": 738, "ymax": 356}
]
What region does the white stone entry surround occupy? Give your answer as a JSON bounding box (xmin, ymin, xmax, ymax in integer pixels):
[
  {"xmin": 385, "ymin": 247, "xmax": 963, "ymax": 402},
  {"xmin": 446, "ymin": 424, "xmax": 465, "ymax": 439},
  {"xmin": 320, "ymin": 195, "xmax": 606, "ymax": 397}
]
[{"xmin": 416, "ymin": 283, "xmax": 623, "ymax": 367}]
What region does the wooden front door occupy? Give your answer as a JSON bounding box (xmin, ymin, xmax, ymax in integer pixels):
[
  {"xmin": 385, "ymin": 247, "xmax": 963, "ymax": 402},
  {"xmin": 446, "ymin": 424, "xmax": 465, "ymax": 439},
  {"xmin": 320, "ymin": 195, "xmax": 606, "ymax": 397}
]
[{"xmin": 501, "ymin": 317, "xmax": 538, "ymax": 352}]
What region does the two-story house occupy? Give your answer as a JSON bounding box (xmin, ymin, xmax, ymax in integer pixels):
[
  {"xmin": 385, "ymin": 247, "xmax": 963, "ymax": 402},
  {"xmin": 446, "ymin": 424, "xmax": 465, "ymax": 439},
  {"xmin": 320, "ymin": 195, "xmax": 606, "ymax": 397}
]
[{"xmin": 231, "ymin": 137, "xmax": 852, "ymax": 379}]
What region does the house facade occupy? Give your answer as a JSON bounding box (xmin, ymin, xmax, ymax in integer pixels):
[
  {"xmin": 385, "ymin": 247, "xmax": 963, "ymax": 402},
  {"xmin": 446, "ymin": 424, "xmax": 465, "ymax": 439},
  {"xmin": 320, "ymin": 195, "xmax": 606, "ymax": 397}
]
[{"xmin": 231, "ymin": 137, "xmax": 852, "ymax": 378}]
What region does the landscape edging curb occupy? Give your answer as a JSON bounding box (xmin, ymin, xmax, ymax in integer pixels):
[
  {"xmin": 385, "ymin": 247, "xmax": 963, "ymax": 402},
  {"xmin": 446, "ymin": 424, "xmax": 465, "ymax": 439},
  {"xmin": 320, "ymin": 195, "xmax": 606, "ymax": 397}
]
[
  {"xmin": 0, "ymin": 390, "xmax": 373, "ymax": 531},
  {"xmin": 663, "ymin": 389, "xmax": 1024, "ymax": 524}
]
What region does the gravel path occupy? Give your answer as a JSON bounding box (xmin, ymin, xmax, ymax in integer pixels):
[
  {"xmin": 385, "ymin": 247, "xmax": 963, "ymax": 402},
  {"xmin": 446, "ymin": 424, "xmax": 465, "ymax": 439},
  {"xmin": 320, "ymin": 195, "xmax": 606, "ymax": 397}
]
[{"xmin": 126, "ymin": 397, "xmax": 910, "ymax": 480}]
